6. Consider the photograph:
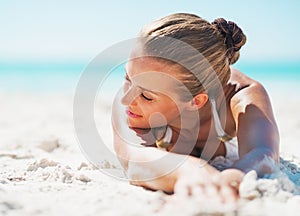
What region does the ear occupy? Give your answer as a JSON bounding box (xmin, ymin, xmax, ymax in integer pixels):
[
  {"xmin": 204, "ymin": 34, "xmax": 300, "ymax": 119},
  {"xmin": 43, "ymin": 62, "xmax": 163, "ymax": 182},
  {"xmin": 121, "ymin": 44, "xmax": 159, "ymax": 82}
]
[{"xmin": 187, "ymin": 93, "xmax": 208, "ymax": 110}]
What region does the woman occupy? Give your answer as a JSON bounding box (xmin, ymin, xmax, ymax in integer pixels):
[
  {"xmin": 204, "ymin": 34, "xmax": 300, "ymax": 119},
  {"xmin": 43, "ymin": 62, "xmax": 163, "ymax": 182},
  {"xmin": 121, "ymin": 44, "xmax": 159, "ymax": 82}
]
[{"xmin": 112, "ymin": 13, "xmax": 279, "ymax": 203}]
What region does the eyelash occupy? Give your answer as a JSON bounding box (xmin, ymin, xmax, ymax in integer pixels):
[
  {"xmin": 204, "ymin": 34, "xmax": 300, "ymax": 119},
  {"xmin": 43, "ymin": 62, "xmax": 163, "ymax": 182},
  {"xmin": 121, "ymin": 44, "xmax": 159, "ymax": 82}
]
[{"xmin": 141, "ymin": 93, "xmax": 153, "ymax": 101}]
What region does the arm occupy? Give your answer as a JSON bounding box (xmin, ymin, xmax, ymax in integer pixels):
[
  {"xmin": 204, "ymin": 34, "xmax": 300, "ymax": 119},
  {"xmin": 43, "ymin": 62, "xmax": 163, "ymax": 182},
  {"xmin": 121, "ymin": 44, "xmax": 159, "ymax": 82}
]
[
  {"xmin": 113, "ymin": 128, "xmax": 215, "ymax": 192},
  {"xmin": 113, "ymin": 128, "xmax": 244, "ymax": 202},
  {"xmin": 230, "ymin": 81, "xmax": 280, "ymax": 176}
]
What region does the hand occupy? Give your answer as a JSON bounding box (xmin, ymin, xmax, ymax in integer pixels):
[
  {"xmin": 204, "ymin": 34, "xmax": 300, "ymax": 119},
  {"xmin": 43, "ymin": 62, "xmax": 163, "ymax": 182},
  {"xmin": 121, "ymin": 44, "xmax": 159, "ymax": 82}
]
[
  {"xmin": 174, "ymin": 158, "xmax": 245, "ymax": 203},
  {"xmin": 214, "ymin": 169, "xmax": 245, "ymax": 202},
  {"xmin": 126, "ymin": 148, "xmax": 244, "ymax": 203}
]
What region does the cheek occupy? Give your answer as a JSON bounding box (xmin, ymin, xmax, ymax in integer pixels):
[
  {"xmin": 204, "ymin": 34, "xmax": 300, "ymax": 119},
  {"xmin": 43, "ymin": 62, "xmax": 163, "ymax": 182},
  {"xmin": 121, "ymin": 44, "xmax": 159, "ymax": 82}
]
[
  {"xmin": 143, "ymin": 101, "xmax": 180, "ymax": 122},
  {"xmin": 163, "ymin": 106, "xmax": 181, "ymax": 121}
]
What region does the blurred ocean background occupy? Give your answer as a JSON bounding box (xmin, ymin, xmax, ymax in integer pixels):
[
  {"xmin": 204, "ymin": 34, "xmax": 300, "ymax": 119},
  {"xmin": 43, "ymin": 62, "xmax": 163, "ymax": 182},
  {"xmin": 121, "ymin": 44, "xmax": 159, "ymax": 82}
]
[
  {"xmin": 1, "ymin": 0, "xmax": 299, "ymax": 98},
  {"xmin": 0, "ymin": 60, "xmax": 299, "ymax": 98}
]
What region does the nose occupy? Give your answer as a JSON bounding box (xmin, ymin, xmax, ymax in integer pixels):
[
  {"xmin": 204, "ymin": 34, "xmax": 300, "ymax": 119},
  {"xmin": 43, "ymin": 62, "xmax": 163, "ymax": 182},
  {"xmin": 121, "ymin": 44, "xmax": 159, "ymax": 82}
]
[{"xmin": 121, "ymin": 86, "xmax": 140, "ymax": 106}]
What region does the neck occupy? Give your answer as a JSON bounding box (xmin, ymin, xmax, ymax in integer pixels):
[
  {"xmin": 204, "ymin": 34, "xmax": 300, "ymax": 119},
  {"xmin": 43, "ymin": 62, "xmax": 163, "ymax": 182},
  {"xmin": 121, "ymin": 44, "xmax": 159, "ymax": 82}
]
[{"xmin": 168, "ymin": 101, "xmax": 213, "ymax": 140}]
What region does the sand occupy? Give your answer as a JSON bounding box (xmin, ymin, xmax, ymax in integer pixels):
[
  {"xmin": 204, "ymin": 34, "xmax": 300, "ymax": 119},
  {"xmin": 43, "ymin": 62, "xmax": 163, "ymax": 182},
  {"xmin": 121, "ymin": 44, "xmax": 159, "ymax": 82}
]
[{"xmin": 1, "ymin": 85, "xmax": 300, "ymax": 216}]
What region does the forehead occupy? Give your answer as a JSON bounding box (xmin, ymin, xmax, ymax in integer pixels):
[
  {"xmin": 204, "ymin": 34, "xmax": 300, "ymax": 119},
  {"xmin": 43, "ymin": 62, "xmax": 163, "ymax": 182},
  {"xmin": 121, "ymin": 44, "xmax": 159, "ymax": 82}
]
[
  {"xmin": 127, "ymin": 57, "xmax": 171, "ymax": 73},
  {"xmin": 126, "ymin": 56, "xmax": 187, "ymax": 80},
  {"xmin": 125, "ymin": 57, "xmax": 189, "ymax": 97}
]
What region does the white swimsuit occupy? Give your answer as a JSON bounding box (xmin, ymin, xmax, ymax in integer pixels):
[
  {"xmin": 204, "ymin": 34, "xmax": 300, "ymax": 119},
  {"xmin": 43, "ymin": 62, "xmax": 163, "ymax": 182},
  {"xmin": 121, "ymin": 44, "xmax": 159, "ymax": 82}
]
[
  {"xmin": 209, "ymin": 98, "xmax": 239, "ymax": 170},
  {"xmin": 155, "ymin": 98, "xmax": 239, "ymax": 171},
  {"xmin": 209, "ymin": 137, "xmax": 239, "ymax": 170}
]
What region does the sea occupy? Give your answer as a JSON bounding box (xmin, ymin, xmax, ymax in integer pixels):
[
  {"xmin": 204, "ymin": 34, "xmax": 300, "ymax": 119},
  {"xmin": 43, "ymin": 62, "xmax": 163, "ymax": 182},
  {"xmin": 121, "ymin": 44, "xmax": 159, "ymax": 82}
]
[{"xmin": 0, "ymin": 60, "xmax": 299, "ymax": 98}]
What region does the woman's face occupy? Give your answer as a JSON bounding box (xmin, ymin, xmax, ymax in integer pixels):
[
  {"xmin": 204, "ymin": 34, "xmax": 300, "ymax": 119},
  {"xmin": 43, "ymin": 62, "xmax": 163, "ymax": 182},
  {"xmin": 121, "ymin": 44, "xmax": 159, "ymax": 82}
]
[{"xmin": 121, "ymin": 57, "xmax": 188, "ymax": 129}]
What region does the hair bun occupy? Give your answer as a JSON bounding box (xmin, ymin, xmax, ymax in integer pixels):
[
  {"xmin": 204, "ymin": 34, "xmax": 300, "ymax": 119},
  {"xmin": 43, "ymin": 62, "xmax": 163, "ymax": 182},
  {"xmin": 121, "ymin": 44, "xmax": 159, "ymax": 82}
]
[{"xmin": 212, "ymin": 18, "xmax": 246, "ymax": 64}]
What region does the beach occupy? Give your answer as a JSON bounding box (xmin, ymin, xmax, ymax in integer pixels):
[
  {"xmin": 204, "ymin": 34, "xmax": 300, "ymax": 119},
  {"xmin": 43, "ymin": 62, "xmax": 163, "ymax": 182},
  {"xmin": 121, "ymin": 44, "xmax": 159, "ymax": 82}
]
[
  {"xmin": 1, "ymin": 0, "xmax": 300, "ymax": 214},
  {"xmin": 1, "ymin": 72, "xmax": 300, "ymax": 216}
]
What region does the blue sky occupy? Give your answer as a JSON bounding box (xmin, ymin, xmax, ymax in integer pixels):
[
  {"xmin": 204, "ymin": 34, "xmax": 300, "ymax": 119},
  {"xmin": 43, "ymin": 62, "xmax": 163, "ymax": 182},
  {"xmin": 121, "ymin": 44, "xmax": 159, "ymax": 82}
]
[{"xmin": 1, "ymin": 0, "xmax": 300, "ymax": 62}]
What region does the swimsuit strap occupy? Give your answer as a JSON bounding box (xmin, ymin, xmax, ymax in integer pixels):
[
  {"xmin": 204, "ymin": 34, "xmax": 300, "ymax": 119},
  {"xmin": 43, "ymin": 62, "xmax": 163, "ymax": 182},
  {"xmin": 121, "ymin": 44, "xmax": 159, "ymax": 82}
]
[
  {"xmin": 153, "ymin": 126, "xmax": 172, "ymax": 151},
  {"xmin": 153, "ymin": 98, "xmax": 231, "ymax": 151},
  {"xmin": 210, "ymin": 98, "xmax": 233, "ymax": 142}
]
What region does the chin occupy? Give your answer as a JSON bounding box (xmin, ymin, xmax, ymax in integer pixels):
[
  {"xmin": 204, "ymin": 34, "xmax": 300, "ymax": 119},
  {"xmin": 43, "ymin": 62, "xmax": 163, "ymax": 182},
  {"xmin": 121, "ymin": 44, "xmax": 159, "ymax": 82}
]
[
  {"xmin": 126, "ymin": 118, "xmax": 150, "ymax": 129},
  {"xmin": 127, "ymin": 119, "xmax": 169, "ymax": 129}
]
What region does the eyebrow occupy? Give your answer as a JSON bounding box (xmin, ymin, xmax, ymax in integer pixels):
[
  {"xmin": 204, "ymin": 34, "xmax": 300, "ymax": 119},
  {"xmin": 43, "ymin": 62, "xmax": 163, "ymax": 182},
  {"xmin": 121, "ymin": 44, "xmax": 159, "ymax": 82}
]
[{"xmin": 125, "ymin": 73, "xmax": 130, "ymax": 81}]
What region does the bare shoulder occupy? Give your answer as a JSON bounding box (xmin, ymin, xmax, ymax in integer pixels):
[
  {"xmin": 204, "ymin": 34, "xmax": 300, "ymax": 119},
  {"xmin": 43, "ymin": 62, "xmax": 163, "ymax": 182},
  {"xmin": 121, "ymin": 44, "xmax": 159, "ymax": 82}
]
[
  {"xmin": 228, "ymin": 68, "xmax": 271, "ymax": 109},
  {"xmin": 228, "ymin": 67, "xmax": 261, "ymax": 93},
  {"xmin": 227, "ymin": 67, "xmax": 274, "ymax": 118}
]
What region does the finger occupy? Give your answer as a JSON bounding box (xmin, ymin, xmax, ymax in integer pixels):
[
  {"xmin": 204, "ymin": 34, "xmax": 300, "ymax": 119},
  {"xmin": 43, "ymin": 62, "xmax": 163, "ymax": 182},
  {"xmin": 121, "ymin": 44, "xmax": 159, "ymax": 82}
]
[
  {"xmin": 174, "ymin": 180, "xmax": 191, "ymax": 197},
  {"xmin": 129, "ymin": 179, "xmax": 141, "ymax": 186},
  {"xmin": 205, "ymin": 185, "xmax": 218, "ymax": 197},
  {"xmin": 220, "ymin": 169, "xmax": 244, "ymax": 185},
  {"xmin": 229, "ymin": 180, "xmax": 240, "ymax": 190},
  {"xmin": 211, "ymin": 174, "xmax": 221, "ymax": 184},
  {"xmin": 190, "ymin": 185, "xmax": 205, "ymax": 197},
  {"xmin": 204, "ymin": 184, "xmax": 220, "ymax": 200},
  {"xmin": 219, "ymin": 185, "xmax": 239, "ymax": 203}
]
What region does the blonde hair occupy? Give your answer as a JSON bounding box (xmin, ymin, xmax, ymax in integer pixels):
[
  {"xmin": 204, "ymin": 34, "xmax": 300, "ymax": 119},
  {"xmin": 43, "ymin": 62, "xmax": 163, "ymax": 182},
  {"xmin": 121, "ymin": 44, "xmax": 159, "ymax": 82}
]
[{"xmin": 136, "ymin": 13, "xmax": 246, "ymax": 99}]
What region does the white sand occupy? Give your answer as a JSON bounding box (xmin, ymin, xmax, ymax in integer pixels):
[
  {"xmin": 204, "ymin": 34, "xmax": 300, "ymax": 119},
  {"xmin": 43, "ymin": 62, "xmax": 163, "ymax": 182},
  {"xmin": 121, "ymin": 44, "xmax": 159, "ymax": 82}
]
[{"xmin": 1, "ymin": 86, "xmax": 300, "ymax": 216}]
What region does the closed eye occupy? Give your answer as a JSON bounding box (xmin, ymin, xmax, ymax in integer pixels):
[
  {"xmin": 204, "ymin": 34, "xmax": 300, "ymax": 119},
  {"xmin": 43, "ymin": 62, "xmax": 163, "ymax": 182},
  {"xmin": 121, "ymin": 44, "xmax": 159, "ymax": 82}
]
[{"xmin": 141, "ymin": 92, "xmax": 153, "ymax": 101}]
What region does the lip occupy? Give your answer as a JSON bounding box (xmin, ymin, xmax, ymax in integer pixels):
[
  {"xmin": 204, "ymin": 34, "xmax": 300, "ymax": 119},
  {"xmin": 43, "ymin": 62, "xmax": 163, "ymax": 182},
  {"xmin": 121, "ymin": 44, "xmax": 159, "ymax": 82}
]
[{"xmin": 126, "ymin": 109, "xmax": 143, "ymax": 118}]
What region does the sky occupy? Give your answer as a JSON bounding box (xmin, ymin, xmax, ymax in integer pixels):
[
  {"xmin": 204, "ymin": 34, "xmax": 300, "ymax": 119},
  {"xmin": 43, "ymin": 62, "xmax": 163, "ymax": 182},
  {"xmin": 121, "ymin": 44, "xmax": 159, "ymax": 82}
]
[{"xmin": 1, "ymin": 0, "xmax": 300, "ymax": 62}]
